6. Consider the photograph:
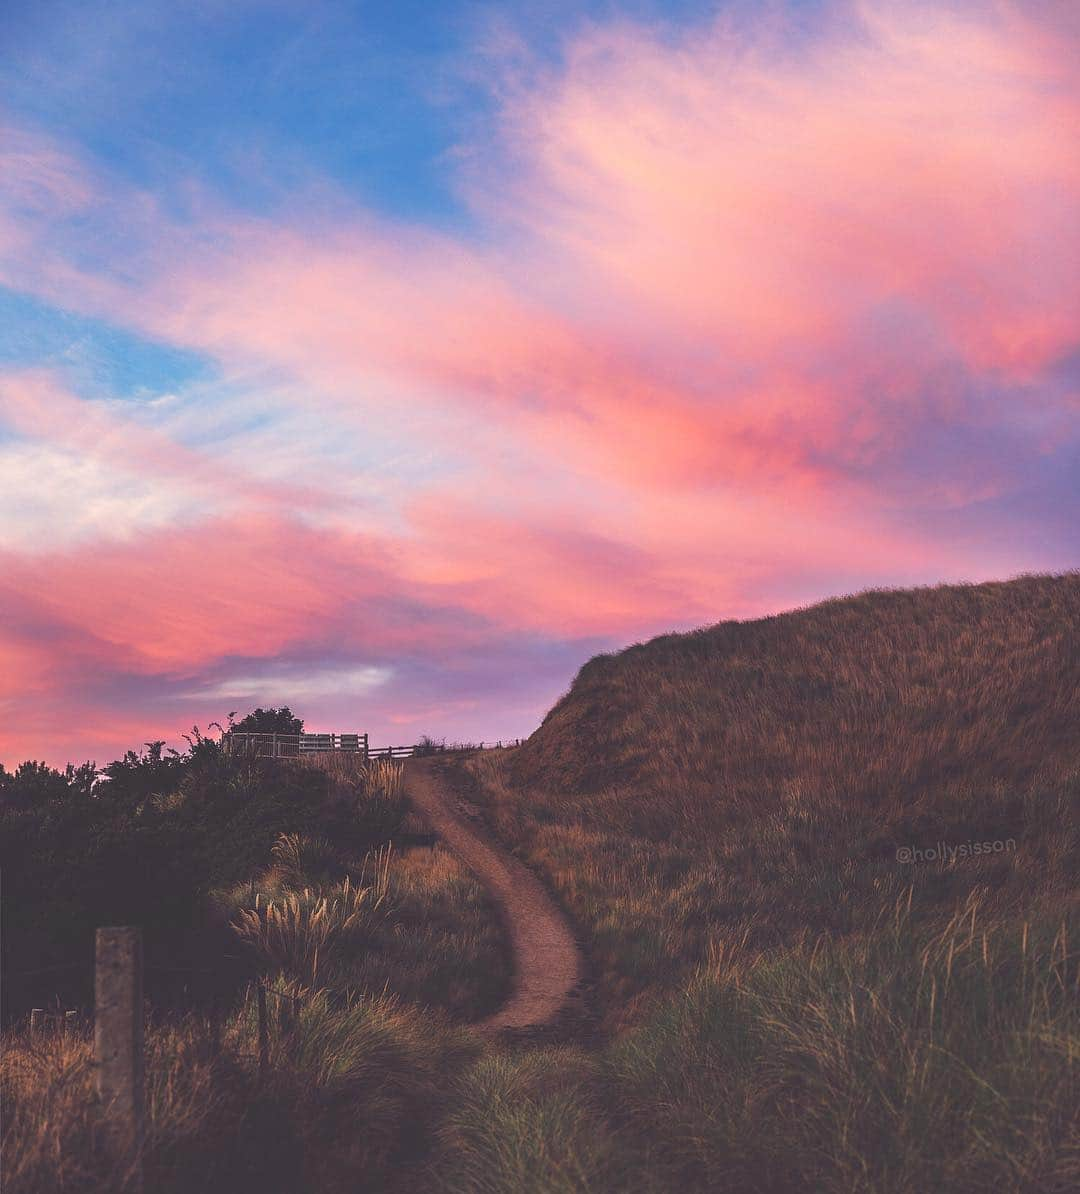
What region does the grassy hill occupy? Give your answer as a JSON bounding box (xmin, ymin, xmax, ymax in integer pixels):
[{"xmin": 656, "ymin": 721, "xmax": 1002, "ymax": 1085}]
[
  {"xmin": 514, "ymin": 572, "xmax": 1078, "ymax": 816},
  {"xmin": 481, "ymin": 574, "xmax": 1079, "ymax": 1003},
  {"xmin": 5, "ymin": 575, "xmax": 1078, "ymax": 1193},
  {"xmin": 448, "ymin": 574, "xmax": 1079, "ymax": 1191}
]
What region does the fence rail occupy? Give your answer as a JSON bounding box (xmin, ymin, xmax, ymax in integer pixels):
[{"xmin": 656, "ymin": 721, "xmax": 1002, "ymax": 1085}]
[
  {"xmin": 223, "ymin": 732, "xmax": 369, "ymax": 759},
  {"xmin": 223, "ymin": 733, "xmax": 525, "ymax": 762},
  {"xmin": 341, "ymin": 739, "xmax": 525, "ymax": 759}
]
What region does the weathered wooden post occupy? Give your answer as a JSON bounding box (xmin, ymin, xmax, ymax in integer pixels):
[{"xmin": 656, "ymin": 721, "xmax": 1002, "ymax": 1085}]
[
  {"xmin": 64, "ymin": 1009, "xmax": 78, "ymax": 1037},
  {"xmin": 94, "ymin": 926, "xmax": 144, "ymax": 1191},
  {"xmin": 29, "ymin": 1008, "xmax": 44, "ymax": 1033}
]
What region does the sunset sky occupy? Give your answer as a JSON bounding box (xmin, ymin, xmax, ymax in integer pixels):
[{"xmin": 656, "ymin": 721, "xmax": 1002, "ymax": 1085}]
[{"xmin": 1, "ymin": 0, "xmax": 1077, "ymax": 766}]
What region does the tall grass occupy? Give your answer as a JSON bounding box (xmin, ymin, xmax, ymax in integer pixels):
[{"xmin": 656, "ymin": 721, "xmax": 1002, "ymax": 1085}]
[
  {"xmin": 428, "ymin": 898, "xmax": 1079, "ymax": 1194},
  {"xmin": 513, "ymin": 575, "xmax": 1080, "ymax": 829},
  {"xmin": 231, "ymin": 860, "xmax": 392, "ymax": 985},
  {"xmin": 4, "ymin": 782, "xmax": 509, "ymax": 1193},
  {"xmin": 603, "ymin": 898, "xmax": 1079, "ymax": 1192},
  {"xmin": 1, "ymin": 1017, "xmax": 244, "ymax": 1194},
  {"xmin": 1, "ymin": 995, "xmax": 479, "ymax": 1194},
  {"xmin": 310, "ymin": 754, "xmax": 410, "ymax": 842},
  {"xmin": 434, "ymin": 575, "xmax": 1080, "ymax": 1189},
  {"xmin": 437, "ymin": 1049, "xmax": 628, "ymax": 1194},
  {"xmin": 220, "ymin": 809, "xmax": 510, "ymax": 1019},
  {"xmin": 462, "ymin": 576, "xmax": 1080, "ymax": 1020},
  {"xmin": 291, "ymin": 753, "xmax": 403, "ymax": 799}
]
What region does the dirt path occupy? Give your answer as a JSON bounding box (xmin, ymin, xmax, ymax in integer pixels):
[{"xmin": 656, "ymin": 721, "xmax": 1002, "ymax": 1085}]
[{"xmin": 403, "ymin": 758, "xmax": 582, "ymax": 1035}]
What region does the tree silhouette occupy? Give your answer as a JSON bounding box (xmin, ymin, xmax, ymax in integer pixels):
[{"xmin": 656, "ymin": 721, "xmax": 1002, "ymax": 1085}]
[{"xmin": 229, "ymin": 707, "xmax": 304, "ymax": 736}]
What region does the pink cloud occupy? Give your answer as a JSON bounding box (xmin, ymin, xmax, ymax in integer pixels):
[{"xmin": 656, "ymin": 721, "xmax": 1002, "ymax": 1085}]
[
  {"xmin": 4, "ymin": 1, "xmax": 1076, "ymax": 499},
  {"xmin": 0, "ymin": 369, "xmax": 344, "ymax": 527},
  {"xmin": 0, "ymin": 1, "xmax": 1076, "ymax": 765}
]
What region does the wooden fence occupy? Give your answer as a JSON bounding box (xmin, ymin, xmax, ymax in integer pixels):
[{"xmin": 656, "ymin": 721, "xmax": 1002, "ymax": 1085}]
[
  {"xmin": 223, "ymin": 732, "xmax": 369, "ymax": 759},
  {"xmin": 223, "ymin": 733, "xmax": 525, "ymax": 762}
]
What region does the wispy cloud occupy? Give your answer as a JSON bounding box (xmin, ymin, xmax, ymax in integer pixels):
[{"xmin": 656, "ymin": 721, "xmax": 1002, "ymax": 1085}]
[
  {"xmin": 0, "ymin": 0, "xmax": 1076, "ymax": 764},
  {"xmin": 182, "ymin": 664, "xmax": 393, "ymax": 703}
]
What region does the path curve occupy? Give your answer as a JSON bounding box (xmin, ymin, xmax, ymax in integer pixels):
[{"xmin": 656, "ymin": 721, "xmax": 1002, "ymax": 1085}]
[{"xmin": 403, "ymin": 758, "xmax": 581, "ymax": 1034}]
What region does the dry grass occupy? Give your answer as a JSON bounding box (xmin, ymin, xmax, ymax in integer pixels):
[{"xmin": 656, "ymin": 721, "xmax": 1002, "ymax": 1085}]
[
  {"xmin": 600, "ymin": 897, "xmax": 1080, "ymax": 1192},
  {"xmin": 463, "ymin": 574, "xmax": 1080, "ymax": 1019},
  {"xmin": 220, "ymin": 815, "xmax": 510, "ymax": 1020},
  {"xmin": 231, "ymin": 849, "xmax": 393, "ymax": 986},
  {"xmin": 1, "ymin": 996, "xmax": 479, "ymax": 1194},
  {"xmin": 433, "ymin": 575, "xmax": 1080, "ymax": 1191},
  {"xmin": 1, "ymin": 1017, "xmax": 242, "ymax": 1194},
  {"xmin": 291, "ymin": 752, "xmax": 403, "ymax": 798},
  {"xmin": 513, "ymin": 574, "xmax": 1079, "ymax": 822},
  {"xmin": 4, "ymin": 797, "xmax": 506, "ymax": 1192}
]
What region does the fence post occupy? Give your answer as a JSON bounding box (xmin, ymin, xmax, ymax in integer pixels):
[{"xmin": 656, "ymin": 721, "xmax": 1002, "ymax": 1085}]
[
  {"xmin": 362, "ymin": 733, "xmax": 369, "ymax": 762},
  {"xmin": 30, "ymin": 1008, "xmax": 43, "ymax": 1033},
  {"xmin": 257, "ymin": 984, "xmax": 269, "ymax": 1079},
  {"xmin": 94, "ymin": 926, "xmax": 144, "ymax": 1191}
]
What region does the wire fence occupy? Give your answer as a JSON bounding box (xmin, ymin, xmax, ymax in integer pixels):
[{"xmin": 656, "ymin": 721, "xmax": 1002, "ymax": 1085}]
[{"xmin": 15, "ymin": 950, "xmax": 381, "ymax": 1088}]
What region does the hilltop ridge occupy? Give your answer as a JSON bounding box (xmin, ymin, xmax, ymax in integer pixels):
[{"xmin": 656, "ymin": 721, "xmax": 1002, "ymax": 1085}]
[{"xmin": 511, "ymin": 573, "xmax": 1080, "ymax": 824}]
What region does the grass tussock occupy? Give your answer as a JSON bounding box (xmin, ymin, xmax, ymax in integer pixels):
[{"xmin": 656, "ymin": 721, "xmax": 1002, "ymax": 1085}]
[
  {"xmin": 605, "ymin": 898, "xmax": 1079, "ymax": 1193},
  {"xmin": 231, "ymin": 853, "xmax": 392, "ymax": 986},
  {"xmin": 437, "ymin": 1048, "xmax": 630, "ymax": 1194},
  {"xmin": 219, "ymin": 809, "xmax": 510, "ymax": 1019},
  {"xmin": 2, "ymin": 996, "xmax": 478, "ymax": 1194}
]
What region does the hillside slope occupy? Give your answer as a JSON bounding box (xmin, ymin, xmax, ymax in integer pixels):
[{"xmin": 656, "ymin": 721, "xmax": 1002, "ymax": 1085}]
[
  {"xmin": 513, "ymin": 572, "xmax": 1079, "ymax": 823},
  {"xmin": 465, "ymin": 574, "xmax": 1080, "ymax": 1016},
  {"xmin": 450, "ymin": 574, "xmax": 1079, "ymax": 1190}
]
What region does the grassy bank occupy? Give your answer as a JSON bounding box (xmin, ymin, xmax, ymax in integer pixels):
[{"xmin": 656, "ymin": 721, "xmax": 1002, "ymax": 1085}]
[
  {"xmin": 461, "ymin": 575, "xmax": 1079, "ymax": 1022},
  {"xmin": 438, "ymin": 575, "xmax": 1080, "ymax": 1190},
  {"xmin": 437, "ymin": 902, "xmax": 1077, "ymax": 1193}
]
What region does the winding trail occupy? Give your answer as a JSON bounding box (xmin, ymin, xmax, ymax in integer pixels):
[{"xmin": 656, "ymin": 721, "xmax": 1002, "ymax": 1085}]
[{"xmin": 403, "ymin": 758, "xmax": 582, "ymax": 1034}]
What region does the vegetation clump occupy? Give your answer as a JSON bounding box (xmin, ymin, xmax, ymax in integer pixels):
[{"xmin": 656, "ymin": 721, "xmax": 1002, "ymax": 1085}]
[{"xmin": 1, "ymin": 725, "xmax": 508, "ymax": 1193}]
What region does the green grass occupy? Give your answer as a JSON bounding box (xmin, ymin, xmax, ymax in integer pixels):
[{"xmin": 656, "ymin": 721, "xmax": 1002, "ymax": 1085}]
[
  {"xmin": 603, "ymin": 901, "xmax": 1079, "ymax": 1193},
  {"xmin": 436, "ymin": 1048, "xmax": 630, "ymax": 1194}
]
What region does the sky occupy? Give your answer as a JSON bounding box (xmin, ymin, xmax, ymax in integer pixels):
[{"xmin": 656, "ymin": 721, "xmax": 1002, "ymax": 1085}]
[{"xmin": 1, "ymin": 0, "xmax": 1077, "ymax": 767}]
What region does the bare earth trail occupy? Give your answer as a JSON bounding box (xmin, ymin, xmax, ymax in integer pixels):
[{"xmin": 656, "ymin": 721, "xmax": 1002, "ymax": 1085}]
[{"xmin": 403, "ymin": 758, "xmax": 582, "ymax": 1034}]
